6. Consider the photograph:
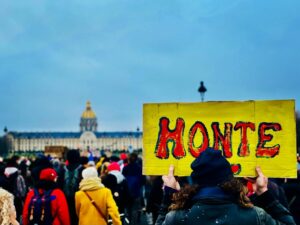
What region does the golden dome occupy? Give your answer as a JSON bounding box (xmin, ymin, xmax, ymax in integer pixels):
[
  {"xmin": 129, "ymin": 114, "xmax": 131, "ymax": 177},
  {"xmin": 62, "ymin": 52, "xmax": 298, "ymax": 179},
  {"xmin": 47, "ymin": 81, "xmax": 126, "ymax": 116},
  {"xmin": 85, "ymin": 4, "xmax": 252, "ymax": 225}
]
[{"xmin": 81, "ymin": 101, "xmax": 97, "ymax": 119}]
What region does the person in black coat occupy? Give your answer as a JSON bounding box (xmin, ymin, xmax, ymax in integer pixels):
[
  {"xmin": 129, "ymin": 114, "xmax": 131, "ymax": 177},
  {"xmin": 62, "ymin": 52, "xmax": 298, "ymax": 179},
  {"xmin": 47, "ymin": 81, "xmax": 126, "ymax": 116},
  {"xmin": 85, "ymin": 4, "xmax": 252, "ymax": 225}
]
[
  {"xmin": 146, "ymin": 176, "xmax": 163, "ymax": 224},
  {"xmin": 156, "ymin": 148, "xmax": 296, "ymax": 225},
  {"xmin": 102, "ymin": 162, "xmax": 130, "ymax": 223},
  {"xmin": 282, "ymin": 174, "xmax": 300, "ymax": 225}
]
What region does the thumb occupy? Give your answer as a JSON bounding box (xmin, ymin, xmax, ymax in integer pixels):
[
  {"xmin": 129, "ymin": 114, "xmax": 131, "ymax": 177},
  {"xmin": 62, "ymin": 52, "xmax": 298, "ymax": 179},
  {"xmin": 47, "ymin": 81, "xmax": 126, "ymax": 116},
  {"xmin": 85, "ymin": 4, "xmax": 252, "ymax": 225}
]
[
  {"xmin": 255, "ymin": 166, "xmax": 263, "ymax": 177},
  {"xmin": 168, "ymin": 165, "xmax": 175, "ymax": 177}
]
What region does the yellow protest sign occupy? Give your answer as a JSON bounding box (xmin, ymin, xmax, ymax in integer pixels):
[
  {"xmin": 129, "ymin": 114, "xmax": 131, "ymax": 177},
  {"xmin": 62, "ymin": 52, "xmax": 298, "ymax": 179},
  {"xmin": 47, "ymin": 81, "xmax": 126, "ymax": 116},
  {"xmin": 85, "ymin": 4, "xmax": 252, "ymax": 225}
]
[{"xmin": 143, "ymin": 100, "xmax": 297, "ymax": 178}]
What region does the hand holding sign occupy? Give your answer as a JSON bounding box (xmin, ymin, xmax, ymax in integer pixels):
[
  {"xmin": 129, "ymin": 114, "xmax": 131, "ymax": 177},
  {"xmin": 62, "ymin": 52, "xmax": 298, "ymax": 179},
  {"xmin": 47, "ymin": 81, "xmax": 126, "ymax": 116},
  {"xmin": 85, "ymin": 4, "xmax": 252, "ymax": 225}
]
[
  {"xmin": 245, "ymin": 166, "xmax": 268, "ymax": 196},
  {"xmin": 254, "ymin": 166, "xmax": 268, "ymax": 195},
  {"xmin": 162, "ymin": 165, "xmax": 180, "ymax": 191}
]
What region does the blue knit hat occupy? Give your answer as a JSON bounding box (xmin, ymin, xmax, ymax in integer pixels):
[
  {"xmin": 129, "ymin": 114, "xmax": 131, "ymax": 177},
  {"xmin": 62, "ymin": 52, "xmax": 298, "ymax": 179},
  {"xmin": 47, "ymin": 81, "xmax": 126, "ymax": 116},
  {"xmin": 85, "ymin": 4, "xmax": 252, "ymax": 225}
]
[{"xmin": 191, "ymin": 147, "xmax": 233, "ymax": 186}]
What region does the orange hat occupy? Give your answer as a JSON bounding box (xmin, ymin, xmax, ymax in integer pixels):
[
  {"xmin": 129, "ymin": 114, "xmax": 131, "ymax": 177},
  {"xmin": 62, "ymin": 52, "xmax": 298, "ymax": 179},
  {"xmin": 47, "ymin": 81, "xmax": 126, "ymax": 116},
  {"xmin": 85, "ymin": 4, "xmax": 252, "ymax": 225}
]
[{"xmin": 39, "ymin": 168, "xmax": 58, "ymax": 182}]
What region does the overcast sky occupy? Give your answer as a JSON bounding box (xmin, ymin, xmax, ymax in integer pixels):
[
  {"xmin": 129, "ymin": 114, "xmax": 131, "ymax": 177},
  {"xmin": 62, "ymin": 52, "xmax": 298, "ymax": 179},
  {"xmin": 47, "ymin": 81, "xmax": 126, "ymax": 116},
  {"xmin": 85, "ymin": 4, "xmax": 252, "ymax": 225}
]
[{"xmin": 0, "ymin": 0, "xmax": 299, "ymax": 134}]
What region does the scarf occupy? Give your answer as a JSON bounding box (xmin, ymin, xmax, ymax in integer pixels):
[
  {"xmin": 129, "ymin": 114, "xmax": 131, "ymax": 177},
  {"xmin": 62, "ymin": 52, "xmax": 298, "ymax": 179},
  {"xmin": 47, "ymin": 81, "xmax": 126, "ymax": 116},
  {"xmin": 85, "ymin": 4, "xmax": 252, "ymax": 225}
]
[
  {"xmin": 193, "ymin": 186, "xmax": 233, "ymax": 202},
  {"xmin": 79, "ymin": 177, "xmax": 104, "ymax": 191},
  {"xmin": 109, "ymin": 171, "xmax": 125, "ymax": 184}
]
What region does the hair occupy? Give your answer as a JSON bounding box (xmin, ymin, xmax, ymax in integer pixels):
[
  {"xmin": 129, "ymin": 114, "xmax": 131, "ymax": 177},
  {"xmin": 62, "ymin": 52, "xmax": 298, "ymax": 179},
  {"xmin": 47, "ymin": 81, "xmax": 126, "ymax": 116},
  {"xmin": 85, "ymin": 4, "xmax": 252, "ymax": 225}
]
[
  {"xmin": 169, "ymin": 178, "xmax": 253, "ymax": 211},
  {"xmin": 80, "ymin": 156, "xmax": 89, "ymax": 165},
  {"xmin": 0, "ymin": 188, "xmax": 16, "ymax": 225},
  {"xmin": 169, "ymin": 184, "xmax": 199, "ymax": 210},
  {"xmin": 67, "ymin": 149, "xmax": 80, "ymax": 164},
  {"xmin": 35, "ymin": 180, "xmax": 58, "ymax": 190},
  {"xmin": 220, "ymin": 178, "xmax": 253, "ymax": 208}
]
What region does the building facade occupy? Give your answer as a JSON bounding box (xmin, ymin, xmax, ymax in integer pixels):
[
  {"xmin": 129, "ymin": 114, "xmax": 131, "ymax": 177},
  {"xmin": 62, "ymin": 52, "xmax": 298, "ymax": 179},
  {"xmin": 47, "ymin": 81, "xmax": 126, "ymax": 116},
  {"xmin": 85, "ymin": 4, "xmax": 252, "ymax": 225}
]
[{"xmin": 5, "ymin": 101, "xmax": 142, "ymax": 154}]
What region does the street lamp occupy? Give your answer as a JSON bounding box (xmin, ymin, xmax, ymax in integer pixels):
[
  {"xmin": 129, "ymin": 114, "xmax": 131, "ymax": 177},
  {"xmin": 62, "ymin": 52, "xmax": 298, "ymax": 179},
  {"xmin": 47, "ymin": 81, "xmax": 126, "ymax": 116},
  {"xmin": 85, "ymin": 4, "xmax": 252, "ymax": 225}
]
[{"xmin": 198, "ymin": 81, "xmax": 207, "ymax": 102}]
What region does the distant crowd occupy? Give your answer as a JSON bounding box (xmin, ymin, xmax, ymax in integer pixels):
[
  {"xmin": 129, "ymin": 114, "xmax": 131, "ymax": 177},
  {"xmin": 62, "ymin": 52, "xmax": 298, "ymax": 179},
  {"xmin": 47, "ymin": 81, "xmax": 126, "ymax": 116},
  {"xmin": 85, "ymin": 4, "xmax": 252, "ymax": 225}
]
[
  {"xmin": 0, "ymin": 150, "xmax": 149, "ymax": 225},
  {"xmin": 0, "ymin": 149, "xmax": 299, "ymax": 225}
]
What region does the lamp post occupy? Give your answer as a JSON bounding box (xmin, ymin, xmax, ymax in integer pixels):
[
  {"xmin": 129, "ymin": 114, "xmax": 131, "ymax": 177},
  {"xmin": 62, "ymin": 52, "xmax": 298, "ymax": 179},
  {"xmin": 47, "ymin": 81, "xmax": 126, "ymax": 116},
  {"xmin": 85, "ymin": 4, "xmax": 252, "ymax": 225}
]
[
  {"xmin": 136, "ymin": 127, "xmax": 140, "ymax": 150},
  {"xmin": 198, "ymin": 81, "xmax": 207, "ymax": 102}
]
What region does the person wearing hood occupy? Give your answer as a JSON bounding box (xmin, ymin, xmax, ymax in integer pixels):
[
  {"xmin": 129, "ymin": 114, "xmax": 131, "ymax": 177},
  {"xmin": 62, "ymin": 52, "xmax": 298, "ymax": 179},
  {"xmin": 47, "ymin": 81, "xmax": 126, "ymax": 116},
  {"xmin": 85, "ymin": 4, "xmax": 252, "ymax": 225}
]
[
  {"xmin": 75, "ymin": 166, "xmax": 121, "ymax": 225},
  {"xmin": 102, "ymin": 162, "xmax": 130, "ymax": 217}
]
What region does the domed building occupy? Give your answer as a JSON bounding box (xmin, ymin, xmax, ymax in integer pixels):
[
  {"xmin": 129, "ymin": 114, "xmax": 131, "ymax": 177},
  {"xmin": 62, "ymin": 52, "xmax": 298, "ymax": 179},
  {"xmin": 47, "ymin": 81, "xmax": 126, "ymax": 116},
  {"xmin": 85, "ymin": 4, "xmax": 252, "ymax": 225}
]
[
  {"xmin": 4, "ymin": 101, "xmax": 142, "ymax": 155},
  {"xmin": 80, "ymin": 101, "xmax": 98, "ymax": 132}
]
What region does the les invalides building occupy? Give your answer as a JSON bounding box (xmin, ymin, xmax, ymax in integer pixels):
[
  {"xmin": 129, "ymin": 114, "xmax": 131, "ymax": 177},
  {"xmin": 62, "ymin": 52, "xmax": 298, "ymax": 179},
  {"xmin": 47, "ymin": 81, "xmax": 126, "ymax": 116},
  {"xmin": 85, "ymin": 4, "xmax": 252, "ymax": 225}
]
[{"xmin": 4, "ymin": 101, "xmax": 142, "ymax": 154}]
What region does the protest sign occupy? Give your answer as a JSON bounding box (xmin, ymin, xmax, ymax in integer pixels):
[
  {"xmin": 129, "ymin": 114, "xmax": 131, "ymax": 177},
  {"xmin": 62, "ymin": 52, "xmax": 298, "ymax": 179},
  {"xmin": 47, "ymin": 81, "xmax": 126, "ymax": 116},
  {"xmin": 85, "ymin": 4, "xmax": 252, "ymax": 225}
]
[{"xmin": 143, "ymin": 100, "xmax": 297, "ymax": 178}]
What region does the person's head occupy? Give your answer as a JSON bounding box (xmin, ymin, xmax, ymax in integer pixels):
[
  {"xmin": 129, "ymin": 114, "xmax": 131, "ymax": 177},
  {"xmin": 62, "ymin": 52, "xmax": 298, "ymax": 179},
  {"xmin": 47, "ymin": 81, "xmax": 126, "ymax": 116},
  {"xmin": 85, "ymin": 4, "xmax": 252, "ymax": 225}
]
[
  {"xmin": 67, "ymin": 149, "xmax": 80, "ymax": 165},
  {"xmin": 107, "ymin": 162, "xmax": 121, "ymax": 172},
  {"xmin": 39, "ymin": 168, "xmax": 58, "ymax": 183},
  {"xmin": 4, "ymin": 167, "xmax": 18, "ymax": 178},
  {"xmin": 110, "ymin": 156, "xmax": 120, "ymax": 162},
  {"xmin": 36, "ymin": 168, "xmax": 58, "ymax": 190},
  {"xmin": 51, "ymin": 158, "xmax": 61, "ymax": 169},
  {"xmin": 6, "ymin": 157, "xmax": 18, "ymax": 168},
  {"xmin": 171, "ymin": 148, "xmax": 252, "ymax": 210},
  {"xmin": 120, "ymin": 153, "xmax": 127, "ymax": 161},
  {"xmin": 79, "ymin": 166, "xmax": 104, "ymax": 190},
  {"xmin": 80, "ymin": 156, "xmax": 89, "ymax": 166},
  {"xmin": 192, "ymin": 148, "xmax": 252, "ymax": 206},
  {"xmin": 128, "ymin": 153, "xmax": 138, "ymax": 164},
  {"xmin": 32, "ymin": 155, "xmax": 52, "ymax": 169},
  {"xmin": 190, "ymin": 147, "xmax": 233, "ymax": 187},
  {"xmin": 82, "ymin": 167, "xmax": 98, "ymax": 179}
]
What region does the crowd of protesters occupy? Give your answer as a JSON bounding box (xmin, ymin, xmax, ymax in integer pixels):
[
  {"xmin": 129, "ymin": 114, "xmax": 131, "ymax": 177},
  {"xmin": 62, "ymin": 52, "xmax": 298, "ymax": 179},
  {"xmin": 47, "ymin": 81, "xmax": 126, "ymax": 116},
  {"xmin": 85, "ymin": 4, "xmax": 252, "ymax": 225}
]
[{"xmin": 0, "ymin": 148, "xmax": 299, "ymax": 225}]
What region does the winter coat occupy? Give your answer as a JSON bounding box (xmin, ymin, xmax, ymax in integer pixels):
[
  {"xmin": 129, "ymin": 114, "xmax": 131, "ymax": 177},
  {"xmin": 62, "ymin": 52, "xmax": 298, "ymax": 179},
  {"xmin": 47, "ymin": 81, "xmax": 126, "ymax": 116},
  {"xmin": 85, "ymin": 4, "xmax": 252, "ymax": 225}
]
[
  {"xmin": 5, "ymin": 170, "xmax": 27, "ymax": 220},
  {"xmin": 122, "ymin": 162, "xmax": 144, "ymax": 199},
  {"xmin": 156, "ymin": 187, "xmax": 296, "ymax": 225},
  {"xmin": 146, "ymin": 176, "xmax": 164, "ymax": 222},
  {"xmin": 75, "ymin": 176, "xmax": 121, "ymax": 225},
  {"xmin": 22, "ymin": 188, "xmax": 70, "ymax": 225},
  {"xmin": 75, "ymin": 188, "xmax": 121, "ymax": 225},
  {"xmin": 282, "ymin": 180, "xmax": 300, "ymax": 225},
  {"xmin": 102, "ymin": 171, "xmax": 130, "ymax": 213},
  {"xmin": 58, "ymin": 164, "xmax": 83, "ymax": 225}
]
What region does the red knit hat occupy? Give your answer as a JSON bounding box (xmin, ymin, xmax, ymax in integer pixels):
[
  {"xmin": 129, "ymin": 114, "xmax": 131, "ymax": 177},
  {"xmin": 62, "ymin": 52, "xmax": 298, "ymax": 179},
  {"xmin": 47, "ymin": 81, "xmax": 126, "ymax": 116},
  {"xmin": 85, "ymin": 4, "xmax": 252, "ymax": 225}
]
[
  {"xmin": 120, "ymin": 153, "xmax": 127, "ymax": 160},
  {"xmin": 39, "ymin": 168, "xmax": 58, "ymax": 182},
  {"xmin": 107, "ymin": 162, "xmax": 121, "ymax": 171}
]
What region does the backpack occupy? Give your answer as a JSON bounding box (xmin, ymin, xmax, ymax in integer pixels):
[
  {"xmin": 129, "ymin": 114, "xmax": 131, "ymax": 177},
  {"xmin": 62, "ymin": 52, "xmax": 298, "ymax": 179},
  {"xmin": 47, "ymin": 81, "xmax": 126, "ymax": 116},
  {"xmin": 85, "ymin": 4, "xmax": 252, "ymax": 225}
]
[
  {"xmin": 28, "ymin": 188, "xmax": 54, "ymax": 225},
  {"xmin": 15, "ymin": 174, "xmax": 27, "ymax": 198},
  {"xmin": 63, "ymin": 165, "xmax": 81, "ymax": 198}
]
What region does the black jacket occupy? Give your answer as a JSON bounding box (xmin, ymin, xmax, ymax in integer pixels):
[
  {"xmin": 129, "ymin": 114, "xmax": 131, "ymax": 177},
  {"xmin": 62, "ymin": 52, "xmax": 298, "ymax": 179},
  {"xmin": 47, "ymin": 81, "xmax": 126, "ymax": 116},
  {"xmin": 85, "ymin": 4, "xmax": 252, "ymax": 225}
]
[{"xmin": 155, "ymin": 187, "xmax": 296, "ymax": 225}]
